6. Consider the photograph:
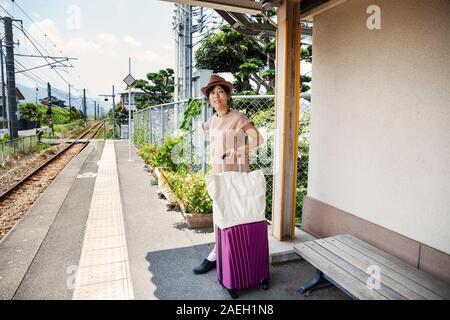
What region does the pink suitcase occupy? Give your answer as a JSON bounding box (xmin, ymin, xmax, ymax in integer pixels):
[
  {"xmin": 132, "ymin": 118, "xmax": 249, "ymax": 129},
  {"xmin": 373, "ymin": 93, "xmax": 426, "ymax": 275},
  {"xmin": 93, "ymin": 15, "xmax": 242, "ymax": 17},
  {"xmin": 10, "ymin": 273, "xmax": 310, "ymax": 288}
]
[{"xmin": 215, "ymin": 220, "xmax": 270, "ymax": 299}]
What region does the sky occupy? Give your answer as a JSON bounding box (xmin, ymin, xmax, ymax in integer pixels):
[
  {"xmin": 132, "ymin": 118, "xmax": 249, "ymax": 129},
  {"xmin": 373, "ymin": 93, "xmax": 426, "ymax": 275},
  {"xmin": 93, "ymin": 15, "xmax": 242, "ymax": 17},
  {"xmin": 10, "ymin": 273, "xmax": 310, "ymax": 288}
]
[
  {"xmin": 0, "ymin": 0, "xmax": 176, "ymax": 112},
  {"xmin": 0, "ymin": 0, "xmax": 312, "ymax": 114}
]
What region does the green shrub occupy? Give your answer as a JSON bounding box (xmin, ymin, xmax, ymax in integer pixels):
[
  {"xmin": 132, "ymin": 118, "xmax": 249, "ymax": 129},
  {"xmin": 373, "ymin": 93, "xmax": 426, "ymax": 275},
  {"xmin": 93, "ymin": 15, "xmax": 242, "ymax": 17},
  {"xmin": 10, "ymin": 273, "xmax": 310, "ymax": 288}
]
[
  {"xmin": 54, "ymin": 121, "xmax": 79, "ymax": 133},
  {"xmin": 19, "ymin": 103, "xmax": 77, "ymax": 126},
  {"xmin": 134, "ymin": 128, "xmax": 145, "ymax": 146},
  {"xmin": 179, "ymin": 98, "xmax": 202, "ymax": 131},
  {"xmin": 139, "ymin": 143, "xmax": 157, "ymax": 165},
  {"xmin": 0, "ymin": 133, "xmax": 9, "ymax": 143},
  {"xmin": 33, "ymin": 143, "xmax": 50, "ymax": 154},
  {"xmin": 150, "ymin": 177, "xmax": 158, "ymax": 186},
  {"xmin": 183, "ymin": 172, "xmax": 212, "ymax": 214},
  {"xmin": 150, "ymin": 136, "xmax": 185, "ymax": 171},
  {"xmin": 165, "ymin": 171, "xmax": 187, "ymax": 203}
]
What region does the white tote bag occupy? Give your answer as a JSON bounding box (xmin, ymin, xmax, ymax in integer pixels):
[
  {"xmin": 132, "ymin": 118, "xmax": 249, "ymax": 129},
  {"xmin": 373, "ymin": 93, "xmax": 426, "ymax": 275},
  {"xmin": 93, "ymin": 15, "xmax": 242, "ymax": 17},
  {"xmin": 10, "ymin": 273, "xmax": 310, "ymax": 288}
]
[{"xmin": 205, "ymin": 156, "xmax": 267, "ymax": 229}]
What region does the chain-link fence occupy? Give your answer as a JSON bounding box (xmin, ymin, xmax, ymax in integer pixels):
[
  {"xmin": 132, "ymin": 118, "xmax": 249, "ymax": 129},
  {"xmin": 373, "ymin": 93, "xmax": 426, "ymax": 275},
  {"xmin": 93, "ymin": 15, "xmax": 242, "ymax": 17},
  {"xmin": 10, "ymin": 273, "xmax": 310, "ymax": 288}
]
[
  {"xmin": 0, "ymin": 135, "xmax": 40, "ymax": 158},
  {"xmin": 133, "ymin": 96, "xmax": 310, "ymax": 226}
]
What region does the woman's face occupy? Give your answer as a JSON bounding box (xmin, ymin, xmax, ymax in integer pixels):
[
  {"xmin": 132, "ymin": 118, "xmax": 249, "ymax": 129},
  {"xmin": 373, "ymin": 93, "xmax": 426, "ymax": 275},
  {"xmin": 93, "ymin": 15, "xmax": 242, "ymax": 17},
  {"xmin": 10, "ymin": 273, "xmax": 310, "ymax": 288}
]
[{"xmin": 208, "ymin": 85, "xmax": 230, "ymax": 110}]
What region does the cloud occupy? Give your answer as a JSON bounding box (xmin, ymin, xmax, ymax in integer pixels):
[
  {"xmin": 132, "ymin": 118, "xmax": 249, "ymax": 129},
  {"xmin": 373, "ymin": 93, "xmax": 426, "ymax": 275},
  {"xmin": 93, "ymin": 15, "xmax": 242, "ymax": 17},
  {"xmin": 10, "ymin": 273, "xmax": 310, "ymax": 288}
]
[
  {"xmin": 31, "ymin": 12, "xmax": 41, "ymax": 20},
  {"xmin": 97, "ymin": 32, "xmax": 119, "ymax": 45},
  {"xmin": 135, "ymin": 50, "xmax": 163, "ymax": 64},
  {"xmin": 65, "ymin": 37, "xmax": 102, "ymax": 54},
  {"xmin": 27, "ymin": 19, "xmax": 61, "ymax": 44},
  {"xmin": 162, "ymin": 43, "xmax": 174, "ymax": 51},
  {"xmin": 15, "ymin": 16, "xmax": 174, "ymax": 98},
  {"xmin": 124, "ymin": 35, "xmax": 142, "ymax": 48},
  {"xmin": 0, "ymin": 0, "xmax": 11, "ymax": 12}
]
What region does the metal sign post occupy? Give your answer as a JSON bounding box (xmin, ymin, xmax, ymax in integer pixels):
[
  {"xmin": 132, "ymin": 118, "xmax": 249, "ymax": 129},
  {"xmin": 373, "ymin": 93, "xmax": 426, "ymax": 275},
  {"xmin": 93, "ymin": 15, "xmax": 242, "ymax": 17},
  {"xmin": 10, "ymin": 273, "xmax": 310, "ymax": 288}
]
[{"xmin": 123, "ymin": 58, "xmax": 136, "ymax": 162}]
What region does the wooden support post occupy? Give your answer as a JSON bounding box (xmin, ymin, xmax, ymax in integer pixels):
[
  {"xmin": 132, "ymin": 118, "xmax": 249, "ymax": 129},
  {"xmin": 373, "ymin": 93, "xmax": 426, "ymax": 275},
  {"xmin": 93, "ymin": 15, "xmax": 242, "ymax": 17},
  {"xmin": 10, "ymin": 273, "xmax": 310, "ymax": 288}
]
[{"xmin": 272, "ymin": 0, "xmax": 302, "ymax": 240}]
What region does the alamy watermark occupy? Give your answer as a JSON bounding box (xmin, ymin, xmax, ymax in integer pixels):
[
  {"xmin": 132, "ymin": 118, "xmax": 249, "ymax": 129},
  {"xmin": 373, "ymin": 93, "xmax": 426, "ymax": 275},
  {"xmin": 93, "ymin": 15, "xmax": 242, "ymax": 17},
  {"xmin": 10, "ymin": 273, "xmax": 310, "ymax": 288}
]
[
  {"xmin": 66, "ymin": 265, "xmax": 79, "ymax": 290},
  {"xmin": 367, "ymin": 5, "xmax": 381, "ymax": 30},
  {"xmin": 66, "ymin": 5, "xmax": 81, "ymax": 30},
  {"xmin": 366, "ymin": 264, "xmax": 381, "ymax": 290}
]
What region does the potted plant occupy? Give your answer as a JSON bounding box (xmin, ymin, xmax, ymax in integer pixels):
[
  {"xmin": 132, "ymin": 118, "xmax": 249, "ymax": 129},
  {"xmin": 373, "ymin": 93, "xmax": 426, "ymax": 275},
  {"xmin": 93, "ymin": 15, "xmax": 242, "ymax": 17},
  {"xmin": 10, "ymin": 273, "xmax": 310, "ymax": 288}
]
[
  {"xmin": 138, "ymin": 143, "xmax": 157, "ymax": 173},
  {"xmin": 156, "ymin": 168, "xmax": 179, "ymax": 209},
  {"xmin": 179, "ymin": 172, "xmax": 213, "ymax": 229},
  {"xmin": 150, "ymin": 137, "xmax": 184, "ymax": 205}
]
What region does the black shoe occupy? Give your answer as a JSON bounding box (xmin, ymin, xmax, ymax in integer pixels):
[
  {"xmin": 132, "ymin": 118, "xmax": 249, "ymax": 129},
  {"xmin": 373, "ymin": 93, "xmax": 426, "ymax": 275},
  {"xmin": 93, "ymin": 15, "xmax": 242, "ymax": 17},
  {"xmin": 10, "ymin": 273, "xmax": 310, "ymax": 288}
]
[{"xmin": 193, "ymin": 259, "xmax": 216, "ymax": 275}]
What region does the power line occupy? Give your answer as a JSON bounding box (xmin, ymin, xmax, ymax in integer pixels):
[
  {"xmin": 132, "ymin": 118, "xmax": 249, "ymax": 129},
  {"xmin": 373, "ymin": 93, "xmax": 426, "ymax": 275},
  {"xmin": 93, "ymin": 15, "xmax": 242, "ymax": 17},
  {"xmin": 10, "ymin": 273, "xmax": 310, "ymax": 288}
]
[
  {"xmin": 1, "ymin": 2, "xmax": 90, "ymax": 97},
  {"xmin": 11, "ymin": 0, "xmax": 66, "ymax": 57},
  {"xmin": 14, "ymin": 24, "xmax": 76, "ymax": 89},
  {"xmin": 12, "ymin": 53, "xmax": 77, "ymax": 102},
  {"xmin": 11, "ymin": 1, "xmax": 89, "ymax": 94},
  {"xmin": 0, "ymin": 3, "xmax": 77, "ymax": 89},
  {"xmin": 0, "ymin": 4, "xmax": 12, "ymax": 18}
]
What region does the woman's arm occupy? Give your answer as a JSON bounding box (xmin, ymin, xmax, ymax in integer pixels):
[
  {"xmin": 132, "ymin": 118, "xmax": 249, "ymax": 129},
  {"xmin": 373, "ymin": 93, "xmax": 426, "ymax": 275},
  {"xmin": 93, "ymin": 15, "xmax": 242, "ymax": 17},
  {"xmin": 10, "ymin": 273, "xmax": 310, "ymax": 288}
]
[{"xmin": 229, "ymin": 123, "xmax": 264, "ymax": 157}]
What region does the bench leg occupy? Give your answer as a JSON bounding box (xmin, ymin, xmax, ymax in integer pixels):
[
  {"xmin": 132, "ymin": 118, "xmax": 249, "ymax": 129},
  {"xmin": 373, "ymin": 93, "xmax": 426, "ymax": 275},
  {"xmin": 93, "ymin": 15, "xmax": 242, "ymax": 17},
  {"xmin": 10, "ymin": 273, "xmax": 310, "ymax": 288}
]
[{"xmin": 298, "ymin": 269, "xmax": 332, "ymax": 297}]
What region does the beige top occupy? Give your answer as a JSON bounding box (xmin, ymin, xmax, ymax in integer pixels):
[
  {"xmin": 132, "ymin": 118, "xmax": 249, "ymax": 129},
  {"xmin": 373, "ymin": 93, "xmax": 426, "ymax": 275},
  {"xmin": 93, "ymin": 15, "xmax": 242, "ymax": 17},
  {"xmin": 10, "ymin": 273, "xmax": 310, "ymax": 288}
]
[{"xmin": 202, "ymin": 109, "xmax": 254, "ymax": 174}]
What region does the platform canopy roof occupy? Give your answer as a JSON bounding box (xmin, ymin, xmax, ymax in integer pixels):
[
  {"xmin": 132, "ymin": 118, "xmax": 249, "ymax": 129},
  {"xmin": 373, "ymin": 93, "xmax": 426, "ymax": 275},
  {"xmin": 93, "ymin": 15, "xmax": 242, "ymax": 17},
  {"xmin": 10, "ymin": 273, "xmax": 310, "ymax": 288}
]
[{"xmin": 161, "ymin": 0, "xmax": 347, "ymax": 22}]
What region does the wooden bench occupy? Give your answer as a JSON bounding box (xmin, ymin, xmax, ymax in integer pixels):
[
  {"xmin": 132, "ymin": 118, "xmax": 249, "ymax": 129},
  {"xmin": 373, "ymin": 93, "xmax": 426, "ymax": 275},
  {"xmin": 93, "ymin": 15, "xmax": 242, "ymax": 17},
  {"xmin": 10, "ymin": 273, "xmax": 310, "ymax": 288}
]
[{"xmin": 294, "ymin": 234, "xmax": 450, "ymax": 300}]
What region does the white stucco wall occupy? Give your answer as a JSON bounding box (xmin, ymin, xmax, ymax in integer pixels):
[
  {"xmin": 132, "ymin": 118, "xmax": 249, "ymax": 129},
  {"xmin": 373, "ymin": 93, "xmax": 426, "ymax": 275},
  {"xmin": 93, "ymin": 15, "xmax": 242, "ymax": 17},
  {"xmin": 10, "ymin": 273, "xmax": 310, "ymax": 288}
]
[{"xmin": 308, "ymin": 0, "xmax": 450, "ymax": 254}]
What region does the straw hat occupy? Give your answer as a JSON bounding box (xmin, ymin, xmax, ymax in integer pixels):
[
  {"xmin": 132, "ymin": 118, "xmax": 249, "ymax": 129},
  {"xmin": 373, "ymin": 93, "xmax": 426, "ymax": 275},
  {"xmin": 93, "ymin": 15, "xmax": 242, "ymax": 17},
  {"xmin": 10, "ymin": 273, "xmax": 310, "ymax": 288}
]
[{"xmin": 200, "ymin": 74, "xmax": 233, "ymax": 97}]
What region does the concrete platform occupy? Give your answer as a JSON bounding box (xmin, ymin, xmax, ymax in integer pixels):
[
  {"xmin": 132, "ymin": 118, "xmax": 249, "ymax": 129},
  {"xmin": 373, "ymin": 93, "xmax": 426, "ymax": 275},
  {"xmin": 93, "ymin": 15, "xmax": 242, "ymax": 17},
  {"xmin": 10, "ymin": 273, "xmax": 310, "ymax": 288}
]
[
  {"xmin": 269, "ymin": 226, "xmax": 317, "ymax": 264},
  {"xmin": 0, "ymin": 141, "xmax": 103, "ymax": 300},
  {"xmin": 0, "ymin": 140, "xmax": 348, "ymax": 300},
  {"xmin": 114, "ymin": 140, "xmax": 346, "ymax": 300}
]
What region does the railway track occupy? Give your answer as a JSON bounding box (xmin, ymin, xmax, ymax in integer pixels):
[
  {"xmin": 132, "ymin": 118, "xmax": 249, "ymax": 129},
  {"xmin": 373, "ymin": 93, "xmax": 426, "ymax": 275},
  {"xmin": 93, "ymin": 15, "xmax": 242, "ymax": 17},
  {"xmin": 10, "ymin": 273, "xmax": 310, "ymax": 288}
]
[{"xmin": 0, "ymin": 122, "xmax": 104, "ymax": 240}]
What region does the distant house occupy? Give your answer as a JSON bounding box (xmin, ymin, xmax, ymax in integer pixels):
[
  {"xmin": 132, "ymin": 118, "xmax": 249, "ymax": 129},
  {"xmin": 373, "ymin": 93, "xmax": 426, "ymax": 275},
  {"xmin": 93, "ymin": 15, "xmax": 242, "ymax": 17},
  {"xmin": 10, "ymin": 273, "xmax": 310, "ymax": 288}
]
[
  {"xmin": 119, "ymin": 88, "xmax": 146, "ymax": 110},
  {"xmin": 0, "ymin": 88, "xmax": 25, "ymax": 129},
  {"xmin": 39, "ymin": 96, "xmax": 66, "ymax": 108}
]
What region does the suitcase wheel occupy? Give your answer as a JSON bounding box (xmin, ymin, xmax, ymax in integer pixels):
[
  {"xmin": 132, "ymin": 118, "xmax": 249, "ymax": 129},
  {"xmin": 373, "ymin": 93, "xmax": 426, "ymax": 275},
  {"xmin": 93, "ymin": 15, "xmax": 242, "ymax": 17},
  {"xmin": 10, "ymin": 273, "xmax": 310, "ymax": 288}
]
[
  {"xmin": 228, "ymin": 289, "xmax": 239, "ymax": 299},
  {"xmin": 261, "ymin": 278, "xmax": 269, "ymax": 290}
]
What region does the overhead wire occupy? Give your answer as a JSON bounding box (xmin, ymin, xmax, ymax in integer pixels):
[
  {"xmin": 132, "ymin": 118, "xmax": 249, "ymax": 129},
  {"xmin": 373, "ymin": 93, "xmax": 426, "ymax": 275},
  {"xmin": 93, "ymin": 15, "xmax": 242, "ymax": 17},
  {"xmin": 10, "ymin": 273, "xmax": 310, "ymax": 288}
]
[{"xmin": 0, "ymin": 2, "xmax": 90, "ymax": 99}]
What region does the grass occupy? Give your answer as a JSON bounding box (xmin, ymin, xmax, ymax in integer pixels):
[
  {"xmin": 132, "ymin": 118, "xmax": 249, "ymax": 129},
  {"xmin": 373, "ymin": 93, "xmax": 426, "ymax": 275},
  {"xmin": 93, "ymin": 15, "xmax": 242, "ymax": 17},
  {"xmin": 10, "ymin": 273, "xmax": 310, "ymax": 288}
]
[
  {"xmin": 0, "ymin": 142, "xmax": 53, "ymax": 171},
  {"xmin": 33, "ymin": 143, "xmax": 51, "ymax": 154},
  {"xmin": 43, "ymin": 120, "xmax": 95, "ymax": 139},
  {"xmin": 0, "ymin": 136, "xmax": 40, "ymax": 156}
]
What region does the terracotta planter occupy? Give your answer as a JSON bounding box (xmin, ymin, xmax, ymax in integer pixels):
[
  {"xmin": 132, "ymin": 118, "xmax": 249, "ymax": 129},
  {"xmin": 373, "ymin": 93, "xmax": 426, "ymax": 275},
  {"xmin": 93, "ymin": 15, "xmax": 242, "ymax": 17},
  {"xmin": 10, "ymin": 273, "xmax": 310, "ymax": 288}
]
[
  {"xmin": 184, "ymin": 212, "xmax": 213, "ymax": 229},
  {"xmin": 179, "ymin": 202, "xmax": 213, "ymax": 229}
]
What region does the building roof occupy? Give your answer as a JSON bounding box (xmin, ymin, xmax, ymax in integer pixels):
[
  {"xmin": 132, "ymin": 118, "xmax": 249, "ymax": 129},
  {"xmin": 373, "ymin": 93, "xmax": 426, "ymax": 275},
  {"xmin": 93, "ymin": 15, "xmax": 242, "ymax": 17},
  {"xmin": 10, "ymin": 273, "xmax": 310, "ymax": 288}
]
[
  {"xmin": 0, "ymin": 88, "xmax": 25, "ymax": 100},
  {"xmin": 119, "ymin": 88, "xmax": 146, "ymax": 96}
]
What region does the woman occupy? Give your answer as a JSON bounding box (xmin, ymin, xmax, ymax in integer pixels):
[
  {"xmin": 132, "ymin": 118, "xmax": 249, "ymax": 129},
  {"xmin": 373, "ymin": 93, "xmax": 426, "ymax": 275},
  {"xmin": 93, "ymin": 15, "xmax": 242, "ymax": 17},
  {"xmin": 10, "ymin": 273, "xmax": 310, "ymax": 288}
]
[{"xmin": 193, "ymin": 74, "xmax": 265, "ymax": 275}]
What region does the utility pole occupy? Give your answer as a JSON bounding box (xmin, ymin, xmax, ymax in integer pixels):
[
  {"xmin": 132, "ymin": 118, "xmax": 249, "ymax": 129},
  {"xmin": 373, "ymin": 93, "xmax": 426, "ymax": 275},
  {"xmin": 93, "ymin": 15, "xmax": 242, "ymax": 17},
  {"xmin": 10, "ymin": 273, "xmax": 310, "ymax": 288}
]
[
  {"xmin": 68, "ymin": 84, "xmax": 72, "ymax": 121},
  {"xmin": 103, "ymin": 110, "xmax": 106, "ymax": 140},
  {"xmin": 47, "ymin": 82, "xmax": 54, "ymax": 137},
  {"xmin": 128, "ymin": 58, "xmax": 132, "ymax": 161},
  {"xmin": 35, "ymin": 85, "xmax": 40, "ymax": 132},
  {"xmin": 4, "ymin": 17, "xmax": 19, "ymax": 140},
  {"xmin": 94, "ymin": 101, "xmax": 97, "ymax": 121},
  {"xmin": 0, "ymin": 38, "xmax": 6, "ymax": 129},
  {"xmin": 83, "ymin": 89, "xmax": 86, "ymax": 125},
  {"xmin": 173, "ymin": 4, "xmax": 195, "ymax": 101},
  {"xmin": 112, "ymin": 86, "xmax": 116, "ymax": 139},
  {"xmin": 186, "ymin": 5, "xmax": 193, "ymax": 99},
  {"xmin": 99, "ymin": 86, "xmax": 116, "ymax": 139}
]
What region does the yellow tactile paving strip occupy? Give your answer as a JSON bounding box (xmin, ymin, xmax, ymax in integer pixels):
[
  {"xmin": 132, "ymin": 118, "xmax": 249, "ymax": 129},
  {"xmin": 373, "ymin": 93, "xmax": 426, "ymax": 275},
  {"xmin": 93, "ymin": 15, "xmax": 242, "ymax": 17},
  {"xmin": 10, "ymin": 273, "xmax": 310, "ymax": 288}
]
[{"xmin": 72, "ymin": 141, "xmax": 134, "ymax": 300}]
